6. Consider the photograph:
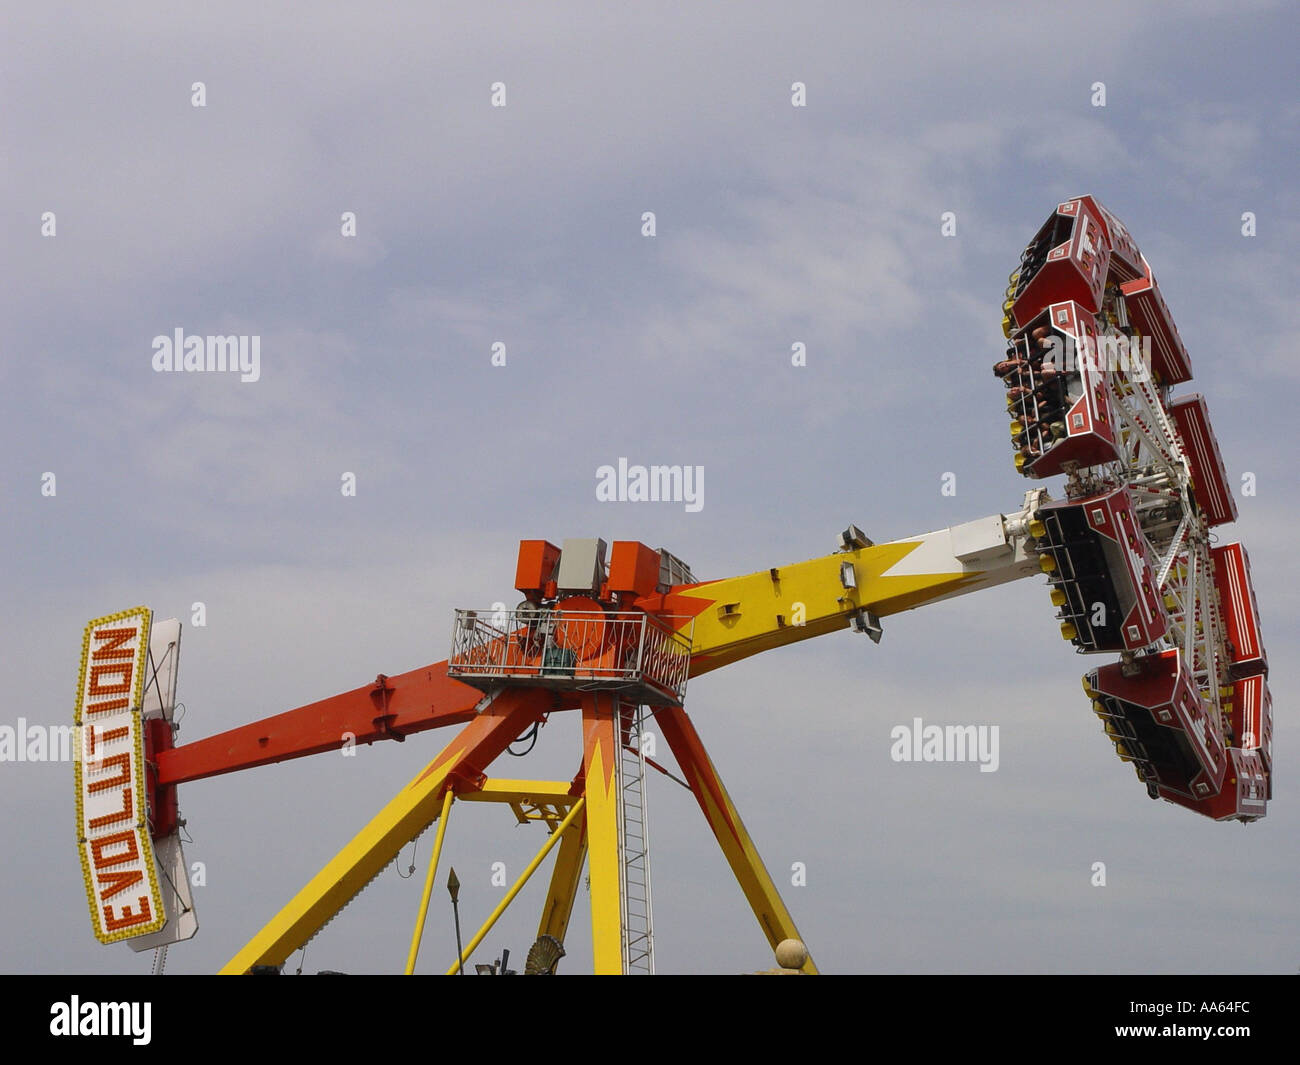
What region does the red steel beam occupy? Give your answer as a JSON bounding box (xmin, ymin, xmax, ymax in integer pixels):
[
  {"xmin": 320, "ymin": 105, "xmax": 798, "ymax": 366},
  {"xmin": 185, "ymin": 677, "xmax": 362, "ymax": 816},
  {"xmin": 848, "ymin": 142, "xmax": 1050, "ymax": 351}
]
[{"xmin": 155, "ymin": 659, "xmax": 485, "ymax": 786}]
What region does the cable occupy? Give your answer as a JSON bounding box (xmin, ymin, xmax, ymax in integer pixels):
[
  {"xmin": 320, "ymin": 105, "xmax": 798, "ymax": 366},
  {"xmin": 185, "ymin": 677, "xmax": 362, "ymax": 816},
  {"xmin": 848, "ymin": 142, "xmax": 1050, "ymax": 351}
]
[
  {"xmin": 157, "ymin": 857, "xmax": 190, "ymax": 912},
  {"xmin": 507, "ymin": 722, "xmax": 540, "ymax": 757},
  {"xmin": 395, "ymin": 833, "xmax": 420, "ymax": 879}
]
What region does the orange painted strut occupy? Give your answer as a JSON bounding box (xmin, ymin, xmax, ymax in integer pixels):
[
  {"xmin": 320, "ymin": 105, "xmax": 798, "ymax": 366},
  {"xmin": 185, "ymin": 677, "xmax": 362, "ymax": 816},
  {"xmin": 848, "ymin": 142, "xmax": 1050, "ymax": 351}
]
[{"xmin": 154, "ymin": 659, "xmax": 486, "ymax": 787}]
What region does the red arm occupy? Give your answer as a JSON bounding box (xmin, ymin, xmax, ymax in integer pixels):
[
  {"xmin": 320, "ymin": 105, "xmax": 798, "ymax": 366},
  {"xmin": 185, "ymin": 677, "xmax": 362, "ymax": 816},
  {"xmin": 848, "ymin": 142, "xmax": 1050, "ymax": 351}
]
[{"xmin": 155, "ymin": 660, "xmax": 484, "ymax": 786}]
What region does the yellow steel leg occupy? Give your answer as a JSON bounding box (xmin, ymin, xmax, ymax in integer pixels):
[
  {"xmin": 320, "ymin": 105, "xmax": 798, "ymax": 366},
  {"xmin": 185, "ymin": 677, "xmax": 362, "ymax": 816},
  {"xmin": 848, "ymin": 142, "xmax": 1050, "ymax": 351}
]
[
  {"xmin": 220, "ymin": 688, "xmax": 548, "ymax": 974},
  {"xmin": 404, "ymin": 789, "xmax": 454, "ymax": 974},
  {"xmin": 656, "ymin": 705, "xmax": 817, "ymax": 973},
  {"xmin": 581, "ymin": 694, "xmax": 623, "ymax": 974},
  {"xmin": 445, "ymin": 797, "xmax": 585, "ymax": 975},
  {"xmin": 537, "ymin": 804, "xmax": 588, "ymax": 947}
]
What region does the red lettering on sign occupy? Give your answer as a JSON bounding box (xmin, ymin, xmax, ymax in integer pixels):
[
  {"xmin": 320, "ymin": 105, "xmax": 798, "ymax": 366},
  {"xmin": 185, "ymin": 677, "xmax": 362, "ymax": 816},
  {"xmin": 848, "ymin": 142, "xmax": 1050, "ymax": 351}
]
[
  {"xmin": 89, "ymin": 663, "xmax": 133, "ymax": 696},
  {"xmin": 99, "ymin": 868, "xmax": 145, "ymax": 900},
  {"xmin": 103, "ymin": 897, "xmax": 153, "ymax": 932},
  {"xmin": 88, "ymin": 786, "xmax": 133, "ymax": 830},
  {"xmin": 90, "ymin": 830, "xmax": 139, "ymax": 870},
  {"xmin": 87, "ymin": 753, "xmax": 131, "ymax": 793},
  {"xmin": 91, "ymin": 626, "xmax": 137, "ymax": 660},
  {"xmin": 85, "ymin": 724, "xmax": 130, "ymax": 756}
]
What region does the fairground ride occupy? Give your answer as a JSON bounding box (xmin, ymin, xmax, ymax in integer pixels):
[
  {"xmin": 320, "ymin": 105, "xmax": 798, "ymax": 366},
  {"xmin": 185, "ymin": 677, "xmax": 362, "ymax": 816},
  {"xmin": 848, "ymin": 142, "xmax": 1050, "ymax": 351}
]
[{"xmin": 72, "ymin": 196, "xmax": 1271, "ymax": 974}]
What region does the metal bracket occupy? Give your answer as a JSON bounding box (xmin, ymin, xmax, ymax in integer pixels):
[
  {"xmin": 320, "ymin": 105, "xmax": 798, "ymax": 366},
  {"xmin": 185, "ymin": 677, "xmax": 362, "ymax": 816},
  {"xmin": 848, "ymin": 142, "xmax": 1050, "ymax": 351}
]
[
  {"xmin": 850, "ymin": 609, "xmax": 883, "ymax": 644},
  {"xmin": 370, "ymin": 674, "xmax": 405, "ymax": 741}
]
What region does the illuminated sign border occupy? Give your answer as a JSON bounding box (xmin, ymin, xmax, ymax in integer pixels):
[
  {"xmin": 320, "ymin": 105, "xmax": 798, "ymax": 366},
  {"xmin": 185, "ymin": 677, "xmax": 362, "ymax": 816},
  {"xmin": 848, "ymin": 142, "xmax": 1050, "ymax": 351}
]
[{"xmin": 74, "ymin": 606, "xmax": 167, "ymax": 944}]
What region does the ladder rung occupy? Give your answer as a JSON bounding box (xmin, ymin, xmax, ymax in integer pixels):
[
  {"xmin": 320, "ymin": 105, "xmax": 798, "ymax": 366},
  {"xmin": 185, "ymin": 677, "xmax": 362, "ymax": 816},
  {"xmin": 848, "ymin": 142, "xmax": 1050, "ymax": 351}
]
[{"xmin": 616, "ymin": 701, "xmax": 654, "ymax": 975}]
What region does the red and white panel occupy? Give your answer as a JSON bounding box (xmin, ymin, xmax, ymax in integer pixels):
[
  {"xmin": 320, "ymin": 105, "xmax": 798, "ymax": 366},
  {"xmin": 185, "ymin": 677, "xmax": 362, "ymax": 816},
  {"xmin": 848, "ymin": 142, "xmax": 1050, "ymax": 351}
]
[
  {"xmin": 1193, "ymin": 747, "xmax": 1268, "ymax": 821},
  {"xmin": 1012, "ymin": 198, "xmax": 1113, "ymax": 323},
  {"xmin": 1015, "ymin": 302, "xmax": 1122, "ymax": 478},
  {"xmin": 1036, "ymin": 485, "xmax": 1168, "ymax": 652},
  {"xmin": 1089, "ymin": 649, "xmax": 1227, "ymax": 806},
  {"xmin": 1169, "ymin": 393, "xmax": 1237, "ymax": 527},
  {"xmin": 1092, "ymin": 491, "xmax": 1168, "ymax": 650},
  {"xmin": 1212, "ymin": 542, "xmax": 1267, "ymax": 679},
  {"xmin": 1085, "ymin": 197, "xmax": 1145, "ymax": 283},
  {"xmin": 1232, "ymin": 673, "xmax": 1272, "ymax": 773},
  {"xmin": 1119, "ymin": 261, "xmax": 1194, "ymax": 385}
]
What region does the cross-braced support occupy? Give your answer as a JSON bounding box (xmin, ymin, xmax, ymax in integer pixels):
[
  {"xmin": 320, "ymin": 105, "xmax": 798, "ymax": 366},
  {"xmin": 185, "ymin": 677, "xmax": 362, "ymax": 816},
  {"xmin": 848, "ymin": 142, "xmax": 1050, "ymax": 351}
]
[
  {"xmin": 221, "ymin": 684, "xmax": 808, "ymax": 975},
  {"xmin": 220, "ymin": 688, "xmax": 550, "ymax": 974}
]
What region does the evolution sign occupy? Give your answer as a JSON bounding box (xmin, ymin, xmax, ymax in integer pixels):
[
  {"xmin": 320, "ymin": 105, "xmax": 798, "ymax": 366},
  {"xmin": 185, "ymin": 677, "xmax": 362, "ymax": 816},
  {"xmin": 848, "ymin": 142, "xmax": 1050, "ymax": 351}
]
[{"xmin": 74, "ymin": 607, "xmax": 166, "ymax": 943}]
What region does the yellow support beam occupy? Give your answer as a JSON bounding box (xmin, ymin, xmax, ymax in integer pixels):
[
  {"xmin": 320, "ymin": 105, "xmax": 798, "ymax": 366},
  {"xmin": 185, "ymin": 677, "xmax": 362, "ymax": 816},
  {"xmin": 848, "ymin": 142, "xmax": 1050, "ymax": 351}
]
[
  {"xmin": 537, "ymin": 808, "xmax": 588, "ymax": 947},
  {"xmin": 672, "ymin": 515, "xmax": 1039, "ymax": 676},
  {"xmin": 657, "ymin": 705, "xmax": 817, "ymax": 973},
  {"xmin": 460, "ymin": 776, "xmax": 585, "ymax": 963},
  {"xmin": 445, "ymin": 797, "xmax": 585, "ymax": 975},
  {"xmin": 404, "ymin": 789, "xmax": 454, "ymax": 975},
  {"xmin": 458, "ymin": 778, "xmax": 577, "ymax": 827},
  {"xmin": 457, "ymin": 779, "xmax": 576, "ymax": 803},
  {"xmin": 581, "ymin": 694, "xmax": 624, "ymax": 974},
  {"xmin": 680, "ymin": 541, "xmax": 967, "ymax": 674},
  {"xmin": 220, "ymin": 690, "xmax": 546, "ymax": 974}
]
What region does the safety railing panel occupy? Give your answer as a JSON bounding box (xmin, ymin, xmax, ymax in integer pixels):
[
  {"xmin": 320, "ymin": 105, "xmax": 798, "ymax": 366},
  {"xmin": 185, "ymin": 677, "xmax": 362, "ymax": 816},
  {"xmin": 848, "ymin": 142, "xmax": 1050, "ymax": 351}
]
[{"xmin": 448, "ymin": 609, "xmax": 692, "ymax": 705}]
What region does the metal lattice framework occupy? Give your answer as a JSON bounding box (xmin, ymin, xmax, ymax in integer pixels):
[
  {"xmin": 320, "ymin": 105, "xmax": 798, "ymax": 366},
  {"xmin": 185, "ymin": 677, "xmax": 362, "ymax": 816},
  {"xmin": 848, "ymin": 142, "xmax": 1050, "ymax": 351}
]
[{"xmin": 998, "ymin": 195, "xmax": 1269, "ymax": 819}]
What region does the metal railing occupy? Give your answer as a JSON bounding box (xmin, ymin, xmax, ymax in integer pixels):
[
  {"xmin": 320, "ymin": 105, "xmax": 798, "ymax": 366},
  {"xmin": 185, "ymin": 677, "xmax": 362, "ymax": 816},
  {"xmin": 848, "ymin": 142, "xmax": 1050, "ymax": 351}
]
[{"xmin": 448, "ymin": 608, "xmax": 692, "ymax": 705}]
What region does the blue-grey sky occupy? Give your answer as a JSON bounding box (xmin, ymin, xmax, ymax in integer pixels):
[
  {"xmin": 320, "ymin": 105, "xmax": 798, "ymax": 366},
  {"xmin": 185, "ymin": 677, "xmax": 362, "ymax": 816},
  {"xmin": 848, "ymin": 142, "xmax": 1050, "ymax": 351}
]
[{"xmin": 2, "ymin": 1, "xmax": 1296, "ymax": 974}]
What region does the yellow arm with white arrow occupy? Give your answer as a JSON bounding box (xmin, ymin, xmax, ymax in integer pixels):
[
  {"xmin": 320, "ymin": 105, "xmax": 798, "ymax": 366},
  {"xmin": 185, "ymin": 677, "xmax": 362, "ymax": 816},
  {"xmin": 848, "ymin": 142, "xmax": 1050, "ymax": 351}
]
[{"xmin": 657, "ymin": 488, "xmax": 1050, "ymax": 676}]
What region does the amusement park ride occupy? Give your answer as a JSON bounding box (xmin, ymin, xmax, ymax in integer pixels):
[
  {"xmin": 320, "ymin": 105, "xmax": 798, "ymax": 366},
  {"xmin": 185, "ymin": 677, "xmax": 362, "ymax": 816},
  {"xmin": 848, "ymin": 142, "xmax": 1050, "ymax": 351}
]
[{"xmin": 72, "ymin": 196, "xmax": 1271, "ymax": 974}]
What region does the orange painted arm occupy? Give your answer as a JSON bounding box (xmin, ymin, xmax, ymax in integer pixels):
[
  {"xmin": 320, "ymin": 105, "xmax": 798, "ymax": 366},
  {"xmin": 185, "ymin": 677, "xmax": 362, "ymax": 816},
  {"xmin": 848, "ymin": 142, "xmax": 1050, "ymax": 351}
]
[{"xmin": 155, "ymin": 660, "xmax": 485, "ymax": 786}]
